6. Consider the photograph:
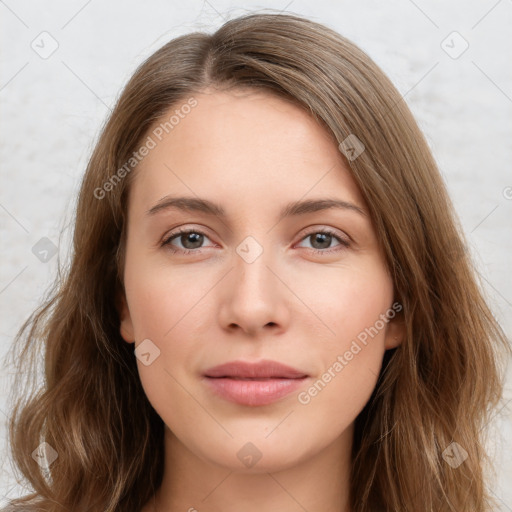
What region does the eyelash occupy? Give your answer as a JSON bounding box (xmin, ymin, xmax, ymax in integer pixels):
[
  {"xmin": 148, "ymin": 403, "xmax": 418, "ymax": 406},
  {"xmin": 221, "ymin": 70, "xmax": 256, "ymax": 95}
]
[{"xmin": 161, "ymin": 227, "xmax": 350, "ymax": 256}]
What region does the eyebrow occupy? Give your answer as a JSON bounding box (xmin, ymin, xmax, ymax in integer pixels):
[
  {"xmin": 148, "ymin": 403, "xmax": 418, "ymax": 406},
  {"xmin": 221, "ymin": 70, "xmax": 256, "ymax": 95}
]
[{"xmin": 146, "ymin": 195, "xmax": 367, "ymax": 221}]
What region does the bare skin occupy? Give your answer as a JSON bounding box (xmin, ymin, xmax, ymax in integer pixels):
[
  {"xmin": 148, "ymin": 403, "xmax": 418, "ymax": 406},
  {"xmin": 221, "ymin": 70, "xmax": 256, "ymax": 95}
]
[{"xmin": 118, "ymin": 87, "xmax": 404, "ymax": 512}]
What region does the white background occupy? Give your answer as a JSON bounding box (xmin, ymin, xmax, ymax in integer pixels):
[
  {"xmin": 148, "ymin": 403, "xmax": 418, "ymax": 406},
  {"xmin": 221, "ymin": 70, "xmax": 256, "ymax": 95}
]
[{"xmin": 1, "ymin": 0, "xmax": 511, "ymax": 509}]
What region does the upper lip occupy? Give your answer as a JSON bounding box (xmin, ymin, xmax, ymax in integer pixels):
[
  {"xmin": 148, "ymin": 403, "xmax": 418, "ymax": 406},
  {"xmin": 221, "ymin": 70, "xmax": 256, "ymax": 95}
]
[{"xmin": 203, "ymin": 359, "xmax": 309, "ymax": 379}]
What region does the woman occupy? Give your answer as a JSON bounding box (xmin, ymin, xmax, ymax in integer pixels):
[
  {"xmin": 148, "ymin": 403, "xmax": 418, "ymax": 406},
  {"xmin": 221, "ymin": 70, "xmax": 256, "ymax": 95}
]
[{"xmin": 3, "ymin": 11, "xmax": 509, "ymax": 512}]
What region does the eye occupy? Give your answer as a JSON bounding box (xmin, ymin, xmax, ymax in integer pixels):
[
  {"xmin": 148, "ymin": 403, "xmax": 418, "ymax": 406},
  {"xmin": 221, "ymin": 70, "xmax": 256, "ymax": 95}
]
[
  {"xmin": 162, "ymin": 228, "xmax": 214, "ymax": 254},
  {"xmin": 161, "ymin": 227, "xmax": 350, "ymax": 256},
  {"xmin": 296, "ymin": 228, "xmax": 350, "ymax": 254}
]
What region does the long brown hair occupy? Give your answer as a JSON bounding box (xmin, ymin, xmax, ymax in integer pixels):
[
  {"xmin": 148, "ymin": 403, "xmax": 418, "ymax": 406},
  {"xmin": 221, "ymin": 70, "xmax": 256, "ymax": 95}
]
[{"xmin": 3, "ymin": 11, "xmax": 510, "ymax": 512}]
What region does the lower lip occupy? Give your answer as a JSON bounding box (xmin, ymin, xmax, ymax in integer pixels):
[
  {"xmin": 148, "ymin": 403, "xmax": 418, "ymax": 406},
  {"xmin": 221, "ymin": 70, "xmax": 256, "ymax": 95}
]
[{"xmin": 203, "ymin": 377, "xmax": 308, "ymax": 406}]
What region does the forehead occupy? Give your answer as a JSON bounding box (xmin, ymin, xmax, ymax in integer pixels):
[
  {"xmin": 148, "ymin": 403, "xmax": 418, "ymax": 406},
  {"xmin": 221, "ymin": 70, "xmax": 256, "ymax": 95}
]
[{"xmin": 127, "ymin": 88, "xmax": 367, "ymax": 217}]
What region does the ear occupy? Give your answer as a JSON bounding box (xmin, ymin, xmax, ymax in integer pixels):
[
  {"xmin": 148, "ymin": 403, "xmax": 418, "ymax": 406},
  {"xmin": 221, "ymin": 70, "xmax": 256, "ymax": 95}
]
[
  {"xmin": 383, "ymin": 309, "xmax": 405, "ymax": 350},
  {"xmin": 116, "ymin": 289, "xmax": 135, "ymax": 344}
]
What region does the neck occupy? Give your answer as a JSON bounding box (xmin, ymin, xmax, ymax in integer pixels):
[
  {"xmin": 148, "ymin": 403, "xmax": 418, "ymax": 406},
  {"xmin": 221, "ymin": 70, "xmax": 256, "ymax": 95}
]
[{"xmin": 148, "ymin": 424, "xmax": 354, "ymax": 512}]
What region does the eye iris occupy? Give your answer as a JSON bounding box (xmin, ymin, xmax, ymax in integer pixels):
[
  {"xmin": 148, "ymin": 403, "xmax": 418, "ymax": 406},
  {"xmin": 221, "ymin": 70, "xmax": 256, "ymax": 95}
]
[
  {"xmin": 181, "ymin": 232, "xmax": 203, "ymax": 249},
  {"xmin": 171, "ymin": 231, "xmax": 338, "ymax": 252},
  {"xmin": 311, "ymin": 233, "xmax": 332, "ymax": 250}
]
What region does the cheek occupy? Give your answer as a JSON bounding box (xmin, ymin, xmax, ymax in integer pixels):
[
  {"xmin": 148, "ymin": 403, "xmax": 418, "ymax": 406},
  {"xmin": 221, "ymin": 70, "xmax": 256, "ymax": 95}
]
[
  {"xmin": 289, "ymin": 258, "xmax": 394, "ymax": 344},
  {"xmin": 123, "ymin": 262, "xmax": 217, "ymax": 410},
  {"xmin": 125, "ymin": 257, "xmax": 210, "ymax": 340},
  {"xmin": 290, "ymin": 262, "xmax": 392, "ymax": 418},
  {"xmin": 290, "ymin": 346, "xmax": 382, "ymax": 456}
]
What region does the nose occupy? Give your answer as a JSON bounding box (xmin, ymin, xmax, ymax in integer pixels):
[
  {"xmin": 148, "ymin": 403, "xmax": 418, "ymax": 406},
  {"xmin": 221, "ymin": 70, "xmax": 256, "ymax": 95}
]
[{"xmin": 218, "ymin": 245, "xmax": 291, "ymax": 337}]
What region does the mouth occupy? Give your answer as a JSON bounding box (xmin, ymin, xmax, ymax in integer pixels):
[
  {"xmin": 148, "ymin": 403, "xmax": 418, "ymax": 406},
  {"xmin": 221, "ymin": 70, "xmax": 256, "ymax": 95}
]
[{"xmin": 202, "ymin": 359, "xmax": 309, "ymax": 406}]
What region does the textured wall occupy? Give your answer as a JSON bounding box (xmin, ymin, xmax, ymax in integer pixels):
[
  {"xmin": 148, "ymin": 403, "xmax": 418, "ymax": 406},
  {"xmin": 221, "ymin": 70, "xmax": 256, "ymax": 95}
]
[{"xmin": 1, "ymin": 0, "xmax": 511, "ymax": 508}]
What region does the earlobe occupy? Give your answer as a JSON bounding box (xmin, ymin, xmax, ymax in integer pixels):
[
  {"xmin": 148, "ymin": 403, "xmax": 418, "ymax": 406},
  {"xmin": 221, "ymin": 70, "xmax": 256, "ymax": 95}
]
[
  {"xmin": 116, "ymin": 291, "xmax": 135, "ymax": 344},
  {"xmin": 384, "ymin": 316, "xmax": 405, "ymax": 350}
]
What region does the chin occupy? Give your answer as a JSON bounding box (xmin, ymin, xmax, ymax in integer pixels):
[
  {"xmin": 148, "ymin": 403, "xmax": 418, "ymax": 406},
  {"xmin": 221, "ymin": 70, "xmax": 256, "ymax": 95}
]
[{"xmin": 194, "ymin": 433, "xmax": 315, "ymax": 474}]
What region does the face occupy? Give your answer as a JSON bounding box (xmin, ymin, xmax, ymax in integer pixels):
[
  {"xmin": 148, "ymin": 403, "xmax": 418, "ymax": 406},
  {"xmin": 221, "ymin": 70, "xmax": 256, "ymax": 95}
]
[{"xmin": 118, "ymin": 87, "xmax": 404, "ymax": 473}]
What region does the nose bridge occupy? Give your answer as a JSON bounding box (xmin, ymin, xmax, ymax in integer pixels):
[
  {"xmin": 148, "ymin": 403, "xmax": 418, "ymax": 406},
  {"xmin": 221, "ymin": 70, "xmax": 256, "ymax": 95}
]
[
  {"xmin": 235, "ymin": 234, "xmax": 266, "ymax": 267},
  {"xmin": 232, "ymin": 234, "xmax": 275, "ymax": 300}
]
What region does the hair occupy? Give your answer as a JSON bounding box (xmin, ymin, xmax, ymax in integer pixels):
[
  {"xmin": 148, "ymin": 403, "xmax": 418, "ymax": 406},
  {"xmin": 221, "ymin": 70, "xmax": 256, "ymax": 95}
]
[{"xmin": 3, "ymin": 10, "xmax": 510, "ymax": 512}]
